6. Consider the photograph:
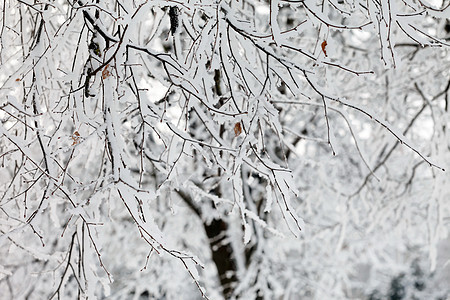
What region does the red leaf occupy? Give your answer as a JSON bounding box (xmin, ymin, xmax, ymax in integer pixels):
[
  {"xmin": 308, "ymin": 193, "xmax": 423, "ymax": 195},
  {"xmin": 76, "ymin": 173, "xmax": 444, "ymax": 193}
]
[
  {"xmin": 321, "ymin": 40, "xmax": 328, "ymax": 57},
  {"xmin": 234, "ymin": 122, "xmax": 242, "ymax": 137}
]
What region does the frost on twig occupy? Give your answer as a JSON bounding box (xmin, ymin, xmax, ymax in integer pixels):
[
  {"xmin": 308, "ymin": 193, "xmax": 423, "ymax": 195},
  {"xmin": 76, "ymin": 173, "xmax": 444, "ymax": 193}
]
[{"xmin": 0, "ymin": 0, "xmax": 448, "ymax": 299}]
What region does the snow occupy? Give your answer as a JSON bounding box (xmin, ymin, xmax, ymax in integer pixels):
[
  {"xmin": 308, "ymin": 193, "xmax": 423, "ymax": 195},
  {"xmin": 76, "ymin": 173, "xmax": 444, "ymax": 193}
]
[{"xmin": 0, "ymin": 0, "xmax": 449, "ymax": 299}]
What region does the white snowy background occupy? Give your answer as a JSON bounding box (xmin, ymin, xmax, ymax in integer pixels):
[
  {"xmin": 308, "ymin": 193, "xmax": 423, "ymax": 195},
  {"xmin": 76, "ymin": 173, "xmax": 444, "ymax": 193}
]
[{"xmin": 0, "ymin": 0, "xmax": 449, "ymax": 299}]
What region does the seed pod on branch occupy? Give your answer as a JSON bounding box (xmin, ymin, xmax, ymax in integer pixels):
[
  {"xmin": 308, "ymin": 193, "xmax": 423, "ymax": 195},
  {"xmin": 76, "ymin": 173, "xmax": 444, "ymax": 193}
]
[{"xmin": 169, "ymin": 6, "xmax": 179, "ymax": 35}]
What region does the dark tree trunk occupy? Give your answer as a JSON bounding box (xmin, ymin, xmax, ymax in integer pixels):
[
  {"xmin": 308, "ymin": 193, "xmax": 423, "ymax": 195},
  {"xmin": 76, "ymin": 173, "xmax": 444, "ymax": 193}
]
[
  {"xmin": 176, "ymin": 190, "xmax": 238, "ymax": 299},
  {"xmin": 203, "ymin": 219, "xmax": 238, "ymax": 299}
]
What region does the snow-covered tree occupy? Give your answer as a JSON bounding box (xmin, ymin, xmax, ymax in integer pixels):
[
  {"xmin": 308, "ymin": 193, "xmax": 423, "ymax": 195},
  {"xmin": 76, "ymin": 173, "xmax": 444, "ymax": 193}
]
[{"xmin": 0, "ymin": 0, "xmax": 449, "ymax": 299}]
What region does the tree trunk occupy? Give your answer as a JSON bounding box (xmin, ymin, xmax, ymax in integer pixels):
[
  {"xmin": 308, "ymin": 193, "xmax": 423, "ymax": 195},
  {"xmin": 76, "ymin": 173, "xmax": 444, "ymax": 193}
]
[
  {"xmin": 204, "ymin": 219, "xmax": 237, "ymax": 299},
  {"xmin": 177, "ymin": 190, "xmax": 237, "ymax": 299}
]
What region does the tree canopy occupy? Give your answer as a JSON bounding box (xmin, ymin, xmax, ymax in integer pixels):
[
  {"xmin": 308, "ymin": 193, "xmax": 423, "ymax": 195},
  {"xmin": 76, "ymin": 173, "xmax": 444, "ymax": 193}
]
[{"xmin": 0, "ymin": 0, "xmax": 449, "ymax": 299}]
